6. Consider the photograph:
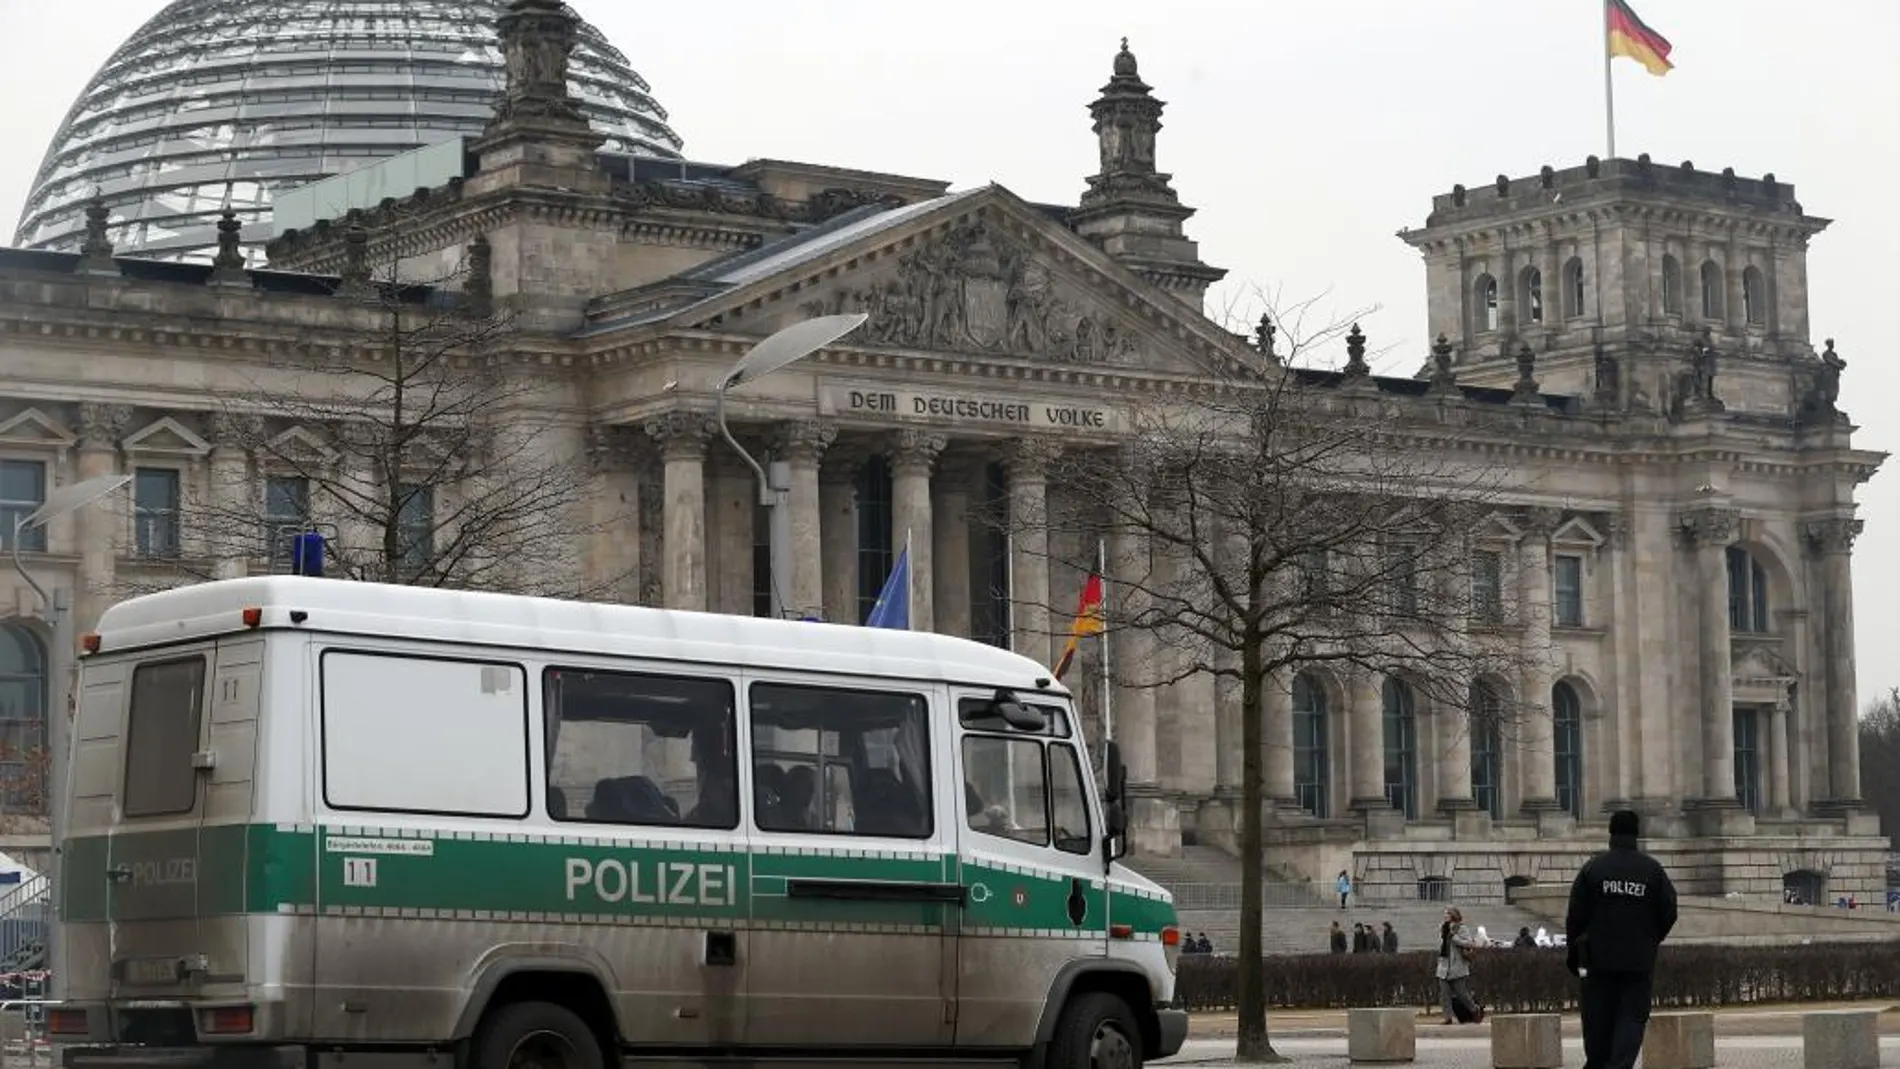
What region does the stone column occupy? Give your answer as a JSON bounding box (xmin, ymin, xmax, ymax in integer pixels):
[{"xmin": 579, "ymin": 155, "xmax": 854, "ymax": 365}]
[
  {"xmin": 1436, "ymin": 690, "xmax": 1476, "ymax": 814},
  {"xmin": 1540, "ymin": 243, "xmax": 1561, "ymax": 336},
  {"xmin": 889, "ymin": 430, "xmax": 946, "ymax": 632},
  {"xmin": 1768, "ymin": 689, "xmax": 1793, "ymax": 814},
  {"xmin": 581, "ymin": 425, "xmax": 643, "ymax": 602},
  {"xmin": 1680, "ymin": 505, "xmax": 1741, "ymax": 806},
  {"xmin": 1518, "ymin": 511, "xmax": 1561, "ymax": 815},
  {"xmin": 1348, "ymin": 669, "xmax": 1388, "ymax": 812},
  {"xmin": 72, "ymin": 404, "xmax": 129, "ymax": 628},
  {"xmin": 1803, "ymin": 517, "xmax": 1863, "ymax": 807},
  {"xmin": 775, "ymin": 420, "xmax": 835, "ymax": 620},
  {"xmin": 203, "ymin": 414, "xmax": 255, "ymax": 580},
  {"xmin": 1497, "ymin": 247, "xmax": 1519, "ymax": 334},
  {"xmin": 932, "ymin": 454, "xmax": 975, "ymax": 639},
  {"xmin": 705, "ymin": 452, "xmax": 754, "ymax": 615},
  {"xmin": 644, "ymin": 412, "xmax": 715, "ymax": 612},
  {"xmin": 1106, "ymin": 522, "xmax": 1157, "ymax": 786},
  {"xmin": 1724, "ymin": 235, "xmax": 1747, "ymax": 332},
  {"xmin": 1262, "ymin": 668, "xmax": 1294, "ymax": 805},
  {"xmin": 1003, "ymin": 439, "xmax": 1058, "ymax": 666},
  {"xmin": 819, "ymin": 445, "xmax": 861, "ymax": 624}
]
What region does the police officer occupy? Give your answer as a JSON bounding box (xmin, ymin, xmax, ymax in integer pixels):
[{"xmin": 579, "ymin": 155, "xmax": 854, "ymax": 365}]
[{"xmin": 1565, "ymin": 809, "xmax": 1679, "ymax": 1069}]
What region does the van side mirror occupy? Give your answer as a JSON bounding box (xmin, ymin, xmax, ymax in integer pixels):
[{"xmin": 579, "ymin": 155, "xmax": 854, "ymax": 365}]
[
  {"xmin": 1104, "ymin": 740, "xmax": 1128, "ymax": 805},
  {"xmin": 1103, "ymin": 740, "xmax": 1130, "ymax": 861},
  {"xmin": 992, "ymin": 691, "xmax": 1046, "ymax": 732}
]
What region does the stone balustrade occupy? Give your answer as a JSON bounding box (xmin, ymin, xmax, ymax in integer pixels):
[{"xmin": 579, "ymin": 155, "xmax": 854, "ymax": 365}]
[
  {"xmin": 1488, "ymin": 1013, "xmax": 1561, "ymax": 1068},
  {"xmin": 1643, "ymin": 1012, "xmax": 1715, "ymax": 1069},
  {"xmin": 1802, "ymin": 1009, "xmax": 1879, "ymax": 1069},
  {"xmin": 1347, "ymin": 1007, "xmax": 1416, "ymax": 1064}
]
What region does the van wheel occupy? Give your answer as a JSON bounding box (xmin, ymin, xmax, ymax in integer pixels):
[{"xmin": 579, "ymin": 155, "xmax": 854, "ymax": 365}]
[
  {"xmin": 1045, "ymin": 991, "xmax": 1142, "ymax": 1069},
  {"xmin": 471, "ymin": 1002, "xmax": 604, "ymax": 1069}
]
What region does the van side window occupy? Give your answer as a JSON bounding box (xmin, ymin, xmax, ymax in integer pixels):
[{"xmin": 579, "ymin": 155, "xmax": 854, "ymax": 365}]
[
  {"xmin": 957, "ymin": 698, "xmax": 1071, "ymax": 737},
  {"xmin": 320, "ymin": 651, "xmax": 529, "ymax": 818},
  {"xmin": 1047, "ymin": 742, "xmax": 1093, "ymax": 856},
  {"xmin": 122, "ymin": 657, "xmax": 207, "ymax": 818},
  {"xmin": 962, "ymin": 735, "xmax": 1047, "ymax": 847},
  {"xmin": 749, "ymin": 682, "xmax": 932, "ymax": 839},
  {"xmin": 544, "ymin": 668, "xmax": 737, "ymax": 830}
]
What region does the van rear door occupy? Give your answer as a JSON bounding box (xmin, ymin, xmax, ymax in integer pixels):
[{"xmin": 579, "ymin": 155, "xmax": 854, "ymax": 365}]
[{"xmin": 104, "ymin": 637, "xmax": 261, "ymax": 1003}]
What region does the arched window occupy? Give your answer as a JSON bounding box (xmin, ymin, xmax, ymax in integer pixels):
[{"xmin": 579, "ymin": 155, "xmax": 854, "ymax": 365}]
[
  {"xmin": 1382, "ymin": 676, "xmax": 1418, "ymax": 819},
  {"xmin": 1521, "ymin": 267, "xmax": 1544, "ymax": 324},
  {"xmin": 1553, "ymin": 681, "xmax": 1584, "ymax": 819},
  {"xmin": 1475, "ymin": 275, "xmax": 1499, "ymax": 333},
  {"xmin": 1468, "ymin": 681, "xmax": 1504, "ymax": 819},
  {"xmin": 1725, "ymin": 546, "xmax": 1770, "ymax": 634},
  {"xmin": 1292, "ymin": 672, "xmax": 1330, "ymax": 818},
  {"xmin": 1661, "ymin": 255, "xmax": 1682, "ymax": 315},
  {"xmin": 1563, "ymin": 257, "xmax": 1586, "ymax": 318},
  {"xmin": 1742, "ymin": 266, "xmax": 1766, "ymax": 326},
  {"xmin": 0, "ymin": 624, "xmax": 47, "ymax": 811},
  {"xmin": 1700, "ymin": 261, "xmax": 1724, "ymax": 320}
]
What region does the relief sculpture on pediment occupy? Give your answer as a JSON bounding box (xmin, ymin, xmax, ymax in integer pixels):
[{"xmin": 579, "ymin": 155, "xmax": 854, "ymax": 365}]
[{"xmin": 800, "ymin": 219, "xmax": 1140, "ymax": 365}]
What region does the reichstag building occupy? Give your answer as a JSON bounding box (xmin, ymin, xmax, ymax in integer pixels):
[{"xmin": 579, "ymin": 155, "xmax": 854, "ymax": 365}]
[{"xmin": 0, "ymin": 0, "xmax": 1885, "ymax": 901}]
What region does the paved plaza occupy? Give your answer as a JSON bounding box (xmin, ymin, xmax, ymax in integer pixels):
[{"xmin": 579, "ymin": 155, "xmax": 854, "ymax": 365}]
[{"xmin": 1157, "ymin": 1033, "xmax": 1900, "ymax": 1066}]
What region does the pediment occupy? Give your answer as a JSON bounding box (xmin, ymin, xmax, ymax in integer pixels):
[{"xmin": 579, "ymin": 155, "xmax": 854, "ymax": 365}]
[
  {"xmin": 1732, "ymin": 642, "xmax": 1797, "ymax": 683},
  {"xmin": 672, "ymin": 185, "xmax": 1248, "ymax": 378},
  {"xmin": 123, "ymin": 417, "xmax": 211, "ymax": 458},
  {"xmin": 1551, "ymin": 516, "xmax": 1605, "ymax": 548},
  {"xmin": 263, "ymin": 426, "xmax": 338, "ymax": 466},
  {"xmin": 1472, "ymin": 511, "xmax": 1523, "ymax": 544},
  {"xmin": 0, "ymin": 408, "xmax": 75, "ymax": 448}
]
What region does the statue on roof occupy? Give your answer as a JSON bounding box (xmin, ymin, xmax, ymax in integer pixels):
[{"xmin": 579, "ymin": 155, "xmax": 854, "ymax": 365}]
[
  {"xmin": 1816, "ymin": 338, "xmax": 1845, "ymax": 408},
  {"xmin": 1688, "ymin": 328, "xmax": 1720, "ymax": 403}
]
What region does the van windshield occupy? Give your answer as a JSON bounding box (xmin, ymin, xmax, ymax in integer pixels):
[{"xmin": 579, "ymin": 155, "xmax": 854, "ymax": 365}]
[{"xmin": 543, "ymin": 667, "xmax": 737, "ymax": 829}]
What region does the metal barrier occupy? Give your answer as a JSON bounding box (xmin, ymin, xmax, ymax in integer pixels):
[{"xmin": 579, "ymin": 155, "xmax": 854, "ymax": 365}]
[
  {"xmin": 0, "ymin": 994, "xmax": 57, "ymax": 1069},
  {"xmin": 1168, "ymin": 882, "xmax": 1340, "ymax": 910}
]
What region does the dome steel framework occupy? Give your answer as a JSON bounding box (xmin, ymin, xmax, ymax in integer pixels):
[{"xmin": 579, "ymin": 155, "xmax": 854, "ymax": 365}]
[{"xmin": 14, "ymin": 0, "xmax": 683, "ymax": 264}]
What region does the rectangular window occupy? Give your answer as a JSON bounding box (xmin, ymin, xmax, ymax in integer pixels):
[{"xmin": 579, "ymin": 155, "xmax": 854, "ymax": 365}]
[
  {"xmin": 1732, "ymin": 707, "xmax": 1761, "ymax": 813},
  {"xmin": 122, "ymin": 657, "xmax": 208, "ymax": 818},
  {"xmin": 544, "ymin": 668, "xmax": 736, "ymax": 829},
  {"xmin": 262, "ymin": 475, "xmax": 310, "ymax": 566},
  {"xmin": 855, "ymin": 457, "xmax": 894, "ymax": 625},
  {"xmin": 970, "ymin": 462, "xmax": 1011, "ymax": 648},
  {"xmin": 1385, "ymin": 544, "xmax": 1418, "ymax": 616},
  {"xmin": 134, "ymin": 467, "xmax": 182, "ymax": 558},
  {"xmin": 957, "ymin": 696, "xmax": 1071, "ymax": 737},
  {"xmin": 321, "ymin": 651, "xmax": 528, "ymax": 817},
  {"xmin": 395, "ymin": 483, "xmax": 434, "ymax": 575},
  {"xmin": 750, "ymin": 681, "xmax": 932, "ymax": 839},
  {"xmin": 964, "ymin": 734, "xmax": 1047, "ymax": 847},
  {"xmin": 1471, "ymin": 550, "xmax": 1503, "ymax": 624},
  {"xmin": 0, "ymin": 460, "xmax": 48, "ymax": 553},
  {"xmin": 1296, "ymin": 548, "xmax": 1330, "ymax": 606},
  {"xmin": 1553, "ymin": 555, "xmax": 1585, "ymax": 628}
]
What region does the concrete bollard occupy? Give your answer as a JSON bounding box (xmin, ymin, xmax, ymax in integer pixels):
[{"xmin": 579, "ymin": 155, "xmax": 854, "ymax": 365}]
[
  {"xmin": 1642, "ymin": 1011, "xmax": 1716, "ymax": 1069},
  {"xmin": 1802, "ymin": 1009, "xmax": 1880, "ymax": 1069},
  {"xmin": 1347, "ymin": 1007, "xmax": 1416, "ymax": 1064},
  {"xmin": 1489, "ymin": 1013, "xmax": 1562, "ymax": 1069}
]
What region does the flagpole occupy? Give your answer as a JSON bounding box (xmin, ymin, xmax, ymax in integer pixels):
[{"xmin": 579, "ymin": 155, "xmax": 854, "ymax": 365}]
[
  {"xmin": 1097, "ymin": 536, "xmax": 1113, "ymax": 768},
  {"xmin": 1602, "ymin": 0, "xmax": 1618, "ymax": 158},
  {"xmin": 904, "ymin": 527, "xmax": 914, "ymax": 631}
]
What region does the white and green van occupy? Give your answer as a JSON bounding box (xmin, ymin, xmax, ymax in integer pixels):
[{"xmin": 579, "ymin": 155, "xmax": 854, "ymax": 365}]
[{"xmin": 51, "ymin": 577, "xmax": 1186, "ymax": 1069}]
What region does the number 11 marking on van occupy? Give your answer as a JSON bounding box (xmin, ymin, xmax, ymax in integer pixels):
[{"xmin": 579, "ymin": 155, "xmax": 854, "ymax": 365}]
[{"xmin": 343, "ymin": 857, "xmax": 378, "ymax": 888}]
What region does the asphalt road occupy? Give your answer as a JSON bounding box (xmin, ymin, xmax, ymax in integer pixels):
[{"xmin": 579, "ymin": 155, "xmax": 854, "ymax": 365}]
[{"xmin": 1157, "ymin": 1034, "xmax": 1900, "ymax": 1066}]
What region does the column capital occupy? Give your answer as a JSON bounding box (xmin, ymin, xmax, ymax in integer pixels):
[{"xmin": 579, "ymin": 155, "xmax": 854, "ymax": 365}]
[
  {"xmin": 644, "ymin": 411, "xmax": 717, "ymax": 461},
  {"xmin": 774, "ymin": 420, "xmax": 838, "ymax": 466},
  {"xmin": 1677, "ymin": 505, "xmax": 1740, "ymax": 548},
  {"xmin": 997, "ymin": 436, "xmax": 1061, "ymax": 477},
  {"xmin": 820, "ymin": 436, "xmax": 869, "ymax": 481},
  {"xmin": 1800, "ymin": 516, "xmax": 1861, "ymax": 557},
  {"xmin": 888, "ymin": 429, "xmax": 947, "ymax": 475},
  {"xmin": 76, "ymin": 402, "xmax": 134, "ymax": 451}
]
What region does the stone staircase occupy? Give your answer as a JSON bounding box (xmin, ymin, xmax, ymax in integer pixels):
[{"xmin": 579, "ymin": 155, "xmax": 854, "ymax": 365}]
[{"xmin": 1128, "ymin": 846, "xmax": 1551, "ymax": 957}]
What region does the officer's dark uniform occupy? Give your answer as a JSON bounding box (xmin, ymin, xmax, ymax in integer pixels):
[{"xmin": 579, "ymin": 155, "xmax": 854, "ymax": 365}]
[{"xmin": 1565, "ymin": 809, "xmax": 1679, "ymax": 1069}]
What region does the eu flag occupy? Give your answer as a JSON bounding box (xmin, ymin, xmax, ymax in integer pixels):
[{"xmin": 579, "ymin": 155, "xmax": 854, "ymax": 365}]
[{"xmin": 863, "ymin": 547, "xmax": 911, "ymax": 630}]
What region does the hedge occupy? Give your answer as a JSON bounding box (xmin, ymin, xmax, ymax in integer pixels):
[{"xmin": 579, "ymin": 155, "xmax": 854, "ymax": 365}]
[{"xmin": 1175, "ymin": 943, "xmax": 1900, "ymax": 1013}]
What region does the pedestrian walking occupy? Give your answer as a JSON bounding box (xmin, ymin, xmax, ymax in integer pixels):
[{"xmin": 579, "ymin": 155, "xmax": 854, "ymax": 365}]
[
  {"xmin": 1328, "ymin": 921, "xmax": 1347, "ymax": 954},
  {"xmin": 1565, "ymin": 809, "xmax": 1679, "ymax": 1069},
  {"xmin": 1435, "ymin": 907, "xmax": 1484, "ymax": 1024},
  {"xmin": 1336, "ymin": 869, "xmax": 1353, "ymax": 909},
  {"xmin": 1380, "ymin": 921, "xmax": 1398, "ymax": 954}
]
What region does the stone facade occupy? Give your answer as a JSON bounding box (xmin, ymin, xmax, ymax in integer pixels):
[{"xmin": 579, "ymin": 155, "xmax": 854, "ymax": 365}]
[{"xmin": 0, "ymin": 9, "xmax": 1886, "ymax": 901}]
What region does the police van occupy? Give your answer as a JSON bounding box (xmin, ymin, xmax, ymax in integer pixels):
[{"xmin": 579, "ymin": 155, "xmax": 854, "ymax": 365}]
[{"xmin": 51, "ymin": 577, "xmax": 1186, "ymax": 1069}]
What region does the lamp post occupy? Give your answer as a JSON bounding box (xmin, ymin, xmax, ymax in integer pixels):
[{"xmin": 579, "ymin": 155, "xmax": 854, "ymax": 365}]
[
  {"xmin": 713, "ymin": 314, "xmax": 867, "ymax": 620},
  {"xmin": 9, "ymin": 472, "xmax": 133, "ymax": 1000}
]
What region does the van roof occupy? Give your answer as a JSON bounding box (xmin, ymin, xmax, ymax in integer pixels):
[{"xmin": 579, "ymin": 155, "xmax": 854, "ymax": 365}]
[{"xmin": 92, "ymin": 577, "xmax": 1071, "ymax": 694}]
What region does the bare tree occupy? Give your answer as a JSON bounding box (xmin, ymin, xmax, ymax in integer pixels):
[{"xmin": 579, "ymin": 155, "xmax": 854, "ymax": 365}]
[
  {"xmin": 995, "ymin": 306, "xmax": 1543, "ymax": 1060},
  {"xmin": 1861, "ymin": 688, "xmax": 1900, "ymax": 852},
  {"xmin": 146, "ymin": 223, "xmax": 618, "ymax": 597}
]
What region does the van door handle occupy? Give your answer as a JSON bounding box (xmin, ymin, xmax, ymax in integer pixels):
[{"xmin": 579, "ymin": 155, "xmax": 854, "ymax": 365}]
[
  {"xmin": 106, "ymin": 865, "xmax": 132, "ymax": 883},
  {"xmin": 785, "ymin": 878, "xmax": 968, "ymax": 906}
]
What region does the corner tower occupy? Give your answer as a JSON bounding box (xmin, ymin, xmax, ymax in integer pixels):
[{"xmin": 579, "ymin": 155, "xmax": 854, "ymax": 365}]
[
  {"xmin": 1070, "ymin": 40, "xmax": 1225, "ymax": 305},
  {"xmin": 1400, "ymin": 156, "xmax": 1832, "ymax": 419}
]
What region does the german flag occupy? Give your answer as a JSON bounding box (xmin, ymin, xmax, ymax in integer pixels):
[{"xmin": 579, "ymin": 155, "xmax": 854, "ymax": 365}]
[
  {"xmin": 1607, "ymin": 0, "xmax": 1674, "ymax": 76},
  {"xmin": 1051, "ymin": 572, "xmax": 1105, "ymax": 682}
]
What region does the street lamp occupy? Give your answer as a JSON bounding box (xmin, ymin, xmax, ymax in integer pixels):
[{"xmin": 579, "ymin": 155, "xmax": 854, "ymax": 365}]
[
  {"xmin": 8, "ymin": 471, "xmax": 133, "ymax": 1000},
  {"xmin": 713, "ymin": 314, "xmax": 867, "ymax": 620}
]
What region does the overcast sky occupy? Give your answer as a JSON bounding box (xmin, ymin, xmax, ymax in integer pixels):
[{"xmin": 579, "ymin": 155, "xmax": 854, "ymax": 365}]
[{"xmin": 1, "ymin": 0, "xmax": 1896, "ymax": 705}]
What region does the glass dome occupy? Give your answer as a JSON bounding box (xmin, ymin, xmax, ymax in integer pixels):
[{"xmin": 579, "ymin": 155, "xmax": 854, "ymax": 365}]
[{"xmin": 13, "ymin": 0, "xmax": 684, "ymax": 264}]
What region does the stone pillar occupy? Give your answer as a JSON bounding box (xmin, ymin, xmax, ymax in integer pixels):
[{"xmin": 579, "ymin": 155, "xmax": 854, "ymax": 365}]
[
  {"xmin": 1497, "ymin": 247, "xmax": 1519, "ymax": 334},
  {"xmin": 1263, "ymin": 668, "xmax": 1295, "ymax": 806},
  {"xmin": 72, "ymin": 404, "xmax": 129, "ymax": 627},
  {"xmin": 889, "ymin": 430, "xmax": 946, "ymax": 632},
  {"xmin": 1436, "ymin": 692, "xmax": 1476, "ymax": 814},
  {"xmin": 1348, "ymin": 669, "xmax": 1388, "ymax": 812},
  {"xmin": 775, "ymin": 420, "xmax": 835, "ymax": 620},
  {"xmin": 1519, "ymin": 511, "xmax": 1561, "ymax": 817},
  {"xmin": 1680, "ymin": 505, "xmax": 1741, "ymax": 808},
  {"xmin": 1803, "ymin": 517, "xmax": 1863, "ymax": 807},
  {"xmin": 581, "ymin": 425, "xmax": 643, "ymax": 602},
  {"xmin": 1767, "ymin": 690, "xmax": 1792, "ymax": 814},
  {"xmin": 932, "ymin": 454, "xmax": 975, "ymax": 639},
  {"xmin": 819, "ymin": 446, "xmax": 861, "ymax": 625},
  {"xmin": 705, "ymin": 452, "xmax": 754, "ymax": 615},
  {"xmin": 1540, "ymin": 244, "xmax": 1561, "ymax": 335},
  {"xmin": 1003, "ymin": 439, "xmax": 1058, "ymax": 666},
  {"xmin": 203, "ymin": 414, "xmax": 254, "ymax": 581},
  {"xmin": 1106, "ymin": 523, "xmax": 1157, "ymax": 786},
  {"xmin": 1724, "ymin": 236, "xmax": 1746, "ymax": 332},
  {"xmin": 644, "ymin": 412, "xmax": 715, "ymax": 612}
]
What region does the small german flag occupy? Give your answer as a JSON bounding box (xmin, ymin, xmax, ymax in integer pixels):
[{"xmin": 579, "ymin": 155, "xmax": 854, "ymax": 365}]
[
  {"xmin": 1051, "ymin": 572, "xmax": 1105, "ymax": 682},
  {"xmin": 1607, "ymin": 0, "xmax": 1674, "ymax": 77}
]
